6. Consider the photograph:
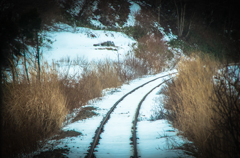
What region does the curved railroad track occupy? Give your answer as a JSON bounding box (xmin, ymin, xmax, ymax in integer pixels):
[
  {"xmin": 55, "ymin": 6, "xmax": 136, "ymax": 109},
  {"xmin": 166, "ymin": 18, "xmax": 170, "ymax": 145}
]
[
  {"xmin": 131, "ymin": 78, "xmax": 171, "ymax": 158},
  {"xmin": 86, "ymin": 73, "xmax": 176, "ymax": 158}
]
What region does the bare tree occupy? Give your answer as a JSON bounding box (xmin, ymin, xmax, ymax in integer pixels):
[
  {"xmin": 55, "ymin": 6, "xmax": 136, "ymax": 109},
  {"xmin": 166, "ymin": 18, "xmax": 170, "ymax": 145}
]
[
  {"xmin": 157, "ymin": 0, "xmax": 162, "ymax": 27},
  {"xmin": 174, "ymin": 0, "xmax": 186, "ymax": 37}
]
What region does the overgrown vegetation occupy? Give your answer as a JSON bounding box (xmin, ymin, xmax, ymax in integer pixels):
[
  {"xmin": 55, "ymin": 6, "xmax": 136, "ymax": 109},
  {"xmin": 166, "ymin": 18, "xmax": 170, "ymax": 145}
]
[
  {"xmin": 134, "ymin": 34, "xmax": 171, "ymax": 72},
  {"xmin": 161, "ymin": 54, "xmax": 240, "ymax": 157},
  {"xmin": 2, "ymin": 60, "xmax": 68, "ymax": 157},
  {"xmin": 1, "ymin": 48, "xmax": 166, "ymax": 157}
]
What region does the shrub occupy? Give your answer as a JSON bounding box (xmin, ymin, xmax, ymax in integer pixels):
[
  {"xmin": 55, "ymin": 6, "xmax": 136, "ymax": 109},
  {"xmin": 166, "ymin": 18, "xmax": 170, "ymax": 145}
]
[
  {"xmin": 95, "ymin": 59, "xmax": 122, "ymax": 89},
  {"xmin": 122, "ymin": 26, "xmax": 147, "ymax": 40},
  {"xmin": 121, "ymin": 52, "xmax": 149, "ymax": 79},
  {"xmin": 135, "ymin": 34, "xmax": 169, "ymax": 73},
  {"xmin": 210, "ymin": 64, "xmax": 240, "ymax": 157}
]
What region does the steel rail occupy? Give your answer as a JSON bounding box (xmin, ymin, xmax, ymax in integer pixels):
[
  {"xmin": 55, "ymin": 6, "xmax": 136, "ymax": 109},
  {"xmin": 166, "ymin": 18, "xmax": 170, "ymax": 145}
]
[
  {"xmin": 86, "ymin": 73, "xmax": 176, "ymax": 158},
  {"xmin": 131, "ymin": 78, "xmax": 172, "ymax": 158}
]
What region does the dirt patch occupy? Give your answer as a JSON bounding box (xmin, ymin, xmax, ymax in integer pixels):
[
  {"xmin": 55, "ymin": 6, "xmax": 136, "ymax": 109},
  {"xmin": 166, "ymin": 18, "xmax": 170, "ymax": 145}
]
[
  {"xmin": 52, "ymin": 130, "xmax": 82, "ymax": 140},
  {"xmin": 72, "ymin": 106, "xmax": 98, "ymax": 122},
  {"xmin": 34, "ymin": 130, "xmax": 81, "ymax": 157},
  {"xmin": 33, "ymin": 148, "xmax": 69, "ymax": 158}
]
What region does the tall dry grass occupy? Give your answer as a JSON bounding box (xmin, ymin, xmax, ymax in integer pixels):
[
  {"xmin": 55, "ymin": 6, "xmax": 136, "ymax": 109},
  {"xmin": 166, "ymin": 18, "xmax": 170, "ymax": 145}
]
[
  {"xmin": 2, "ymin": 50, "xmax": 161, "ymax": 157},
  {"xmin": 57, "ymin": 58, "xmax": 123, "ymax": 111},
  {"xmin": 95, "ymin": 60, "xmax": 122, "ymax": 89},
  {"xmin": 162, "ymin": 53, "xmax": 240, "ymax": 157},
  {"xmin": 57, "ymin": 54, "xmax": 154, "ymax": 112},
  {"xmin": 2, "ymin": 61, "xmax": 68, "ymax": 157}
]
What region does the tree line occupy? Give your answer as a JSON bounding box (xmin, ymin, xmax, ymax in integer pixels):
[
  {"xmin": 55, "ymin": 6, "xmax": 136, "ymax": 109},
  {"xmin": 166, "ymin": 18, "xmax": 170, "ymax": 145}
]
[{"xmin": 137, "ymin": 0, "xmax": 240, "ymax": 39}]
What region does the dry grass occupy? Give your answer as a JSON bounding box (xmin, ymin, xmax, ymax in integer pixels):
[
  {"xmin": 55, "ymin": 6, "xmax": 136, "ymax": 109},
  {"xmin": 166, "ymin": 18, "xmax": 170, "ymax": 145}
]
[
  {"xmin": 2, "ymin": 61, "xmax": 68, "ymax": 157},
  {"xmin": 161, "ymin": 53, "xmax": 240, "ymax": 157},
  {"xmin": 95, "ymin": 60, "xmax": 122, "ymax": 89},
  {"xmin": 57, "ymin": 58, "xmax": 123, "ymax": 111},
  {"xmin": 1, "ymin": 51, "xmax": 158, "ymax": 157},
  {"xmin": 163, "ymin": 54, "xmax": 218, "ymax": 139},
  {"xmin": 57, "ymin": 54, "xmax": 154, "ymax": 112}
]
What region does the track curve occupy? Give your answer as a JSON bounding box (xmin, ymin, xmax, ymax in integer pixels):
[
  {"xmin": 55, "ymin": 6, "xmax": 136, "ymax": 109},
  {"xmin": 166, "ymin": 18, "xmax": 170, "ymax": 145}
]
[
  {"xmin": 131, "ymin": 78, "xmax": 171, "ymax": 158},
  {"xmin": 86, "ymin": 73, "xmax": 176, "ymax": 158}
]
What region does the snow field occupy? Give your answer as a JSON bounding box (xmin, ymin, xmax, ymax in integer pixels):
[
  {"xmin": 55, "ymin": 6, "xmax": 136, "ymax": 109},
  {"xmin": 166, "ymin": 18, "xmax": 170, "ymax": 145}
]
[
  {"xmin": 42, "ymin": 25, "xmax": 136, "ymax": 66},
  {"xmin": 123, "ymin": 1, "xmax": 141, "ymax": 27}
]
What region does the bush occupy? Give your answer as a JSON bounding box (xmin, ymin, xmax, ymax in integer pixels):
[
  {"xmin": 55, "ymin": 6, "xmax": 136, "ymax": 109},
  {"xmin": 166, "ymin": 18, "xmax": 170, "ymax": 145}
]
[
  {"xmin": 57, "ymin": 54, "xmax": 153, "ymax": 112},
  {"xmin": 210, "ymin": 64, "xmax": 240, "ymax": 157},
  {"xmin": 121, "ymin": 26, "xmax": 147, "ymax": 40},
  {"xmin": 168, "ymin": 39, "xmax": 195, "ymax": 55},
  {"xmin": 135, "ymin": 34, "xmax": 169, "ymax": 73}
]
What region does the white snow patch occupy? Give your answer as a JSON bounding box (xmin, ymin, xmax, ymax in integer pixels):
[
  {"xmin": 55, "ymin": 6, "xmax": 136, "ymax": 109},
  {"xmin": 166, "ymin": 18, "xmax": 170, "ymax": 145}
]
[
  {"xmin": 155, "ymin": 22, "xmax": 177, "ymax": 42},
  {"xmin": 90, "ymin": 19, "xmax": 107, "ymax": 29},
  {"xmin": 123, "ymin": 1, "xmax": 141, "ymax": 27},
  {"xmin": 42, "ymin": 24, "xmax": 136, "ymax": 65}
]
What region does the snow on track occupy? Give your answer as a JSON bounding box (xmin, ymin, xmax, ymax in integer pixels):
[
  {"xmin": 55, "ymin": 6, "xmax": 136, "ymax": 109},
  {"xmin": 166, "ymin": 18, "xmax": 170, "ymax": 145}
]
[
  {"xmin": 137, "ymin": 87, "xmax": 189, "ymax": 158},
  {"xmin": 34, "ymin": 70, "xmax": 191, "ymax": 158},
  {"xmin": 94, "ymin": 73, "xmax": 174, "ymax": 157}
]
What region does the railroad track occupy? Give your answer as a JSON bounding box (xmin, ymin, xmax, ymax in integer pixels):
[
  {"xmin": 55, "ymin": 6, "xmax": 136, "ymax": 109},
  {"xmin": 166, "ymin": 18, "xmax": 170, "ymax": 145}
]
[
  {"xmin": 131, "ymin": 78, "xmax": 172, "ymax": 158},
  {"xmin": 86, "ymin": 73, "xmax": 176, "ymax": 158}
]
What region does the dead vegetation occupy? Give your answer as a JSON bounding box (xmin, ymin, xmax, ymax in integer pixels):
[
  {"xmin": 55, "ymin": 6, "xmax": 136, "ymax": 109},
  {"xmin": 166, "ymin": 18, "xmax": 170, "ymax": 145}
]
[
  {"xmin": 135, "ymin": 34, "xmax": 170, "ymax": 73},
  {"xmin": 2, "ymin": 49, "xmax": 163, "ymax": 157},
  {"xmin": 72, "ymin": 107, "xmax": 98, "ymax": 122},
  {"xmin": 161, "ymin": 53, "xmax": 240, "ymax": 157},
  {"xmin": 2, "ymin": 61, "xmax": 68, "ymax": 157}
]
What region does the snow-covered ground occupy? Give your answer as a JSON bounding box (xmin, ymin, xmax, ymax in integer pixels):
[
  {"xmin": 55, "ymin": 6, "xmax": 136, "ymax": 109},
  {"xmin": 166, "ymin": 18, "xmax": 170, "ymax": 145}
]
[
  {"xmin": 33, "ymin": 70, "xmax": 191, "ymax": 158},
  {"xmin": 137, "ymin": 85, "xmax": 188, "ymax": 158},
  {"xmin": 41, "ymin": 1, "xmax": 142, "ymax": 65},
  {"xmin": 123, "ymin": 1, "xmax": 141, "ymax": 27},
  {"xmin": 42, "ymin": 24, "xmax": 136, "ymax": 64},
  {"xmin": 94, "ymin": 71, "xmax": 184, "ymax": 158}
]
